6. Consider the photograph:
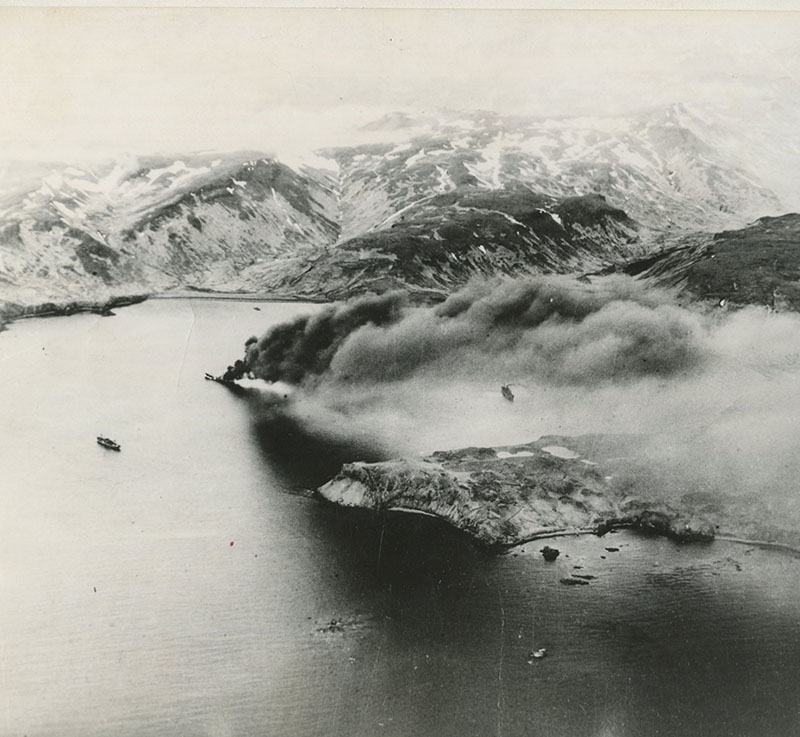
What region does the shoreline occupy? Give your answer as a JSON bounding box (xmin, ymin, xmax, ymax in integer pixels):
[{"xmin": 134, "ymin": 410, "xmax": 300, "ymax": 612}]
[
  {"xmin": 150, "ymin": 288, "xmax": 330, "ymax": 304},
  {"xmin": 0, "ymin": 293, "xmax": 150, "ymax": 331},
  {"xmin": 322, "ymin": 491, "xmax": 800, "ymax": 559},
  {"xmin": 319, "ymin": 493, "xmax": 800, "ymax": 558},
  {"xmin": 316, "ymin": 435, "xmax": 800, "ymax": 556},
  {"xmin": 0, "ymin": 288, "xmax": 333, "ymax": 331}
]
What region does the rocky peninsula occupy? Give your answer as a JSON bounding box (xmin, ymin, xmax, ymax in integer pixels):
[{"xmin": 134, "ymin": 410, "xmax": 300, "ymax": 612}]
[
  {"xmin": 318, "ymin": 433, "xmax": 800, "ymax": 552},
  {"xmin": 317, "ymin": 434, "xmax": 718, "ymax": 550}
]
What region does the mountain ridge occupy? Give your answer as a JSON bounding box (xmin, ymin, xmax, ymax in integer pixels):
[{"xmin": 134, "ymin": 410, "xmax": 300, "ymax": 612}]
[
  {"xmin": 0, "ymin": 104, "xmax": 794, "ymax": 309},
  {"xmin": 606, "ymin": 213, "xmax": 800, "ymax": 311}
]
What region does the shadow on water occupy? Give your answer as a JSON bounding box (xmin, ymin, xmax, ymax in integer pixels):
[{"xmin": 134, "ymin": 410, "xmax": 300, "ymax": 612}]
[
  {"xmin": 313, "ymin": 503, "xmax": 487, "ymax": 585},
  {"xmin": 242, "ymin": 391, "xmax": 492, "ymax": 582},
  {"xmin": 223, "ymin": 384, "xmax": 485, "ymax": 586},
  {"xmin": 245, "ymin": 397, "xmax": 393, "ymax": 492}
]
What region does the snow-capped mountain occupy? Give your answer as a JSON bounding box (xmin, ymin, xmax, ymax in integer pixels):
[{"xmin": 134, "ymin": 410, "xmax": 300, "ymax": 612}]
[
  {"xmin": 0, "ymin": 152, "xmax": 339, "ymax": 302},
  {"xmin": 0, "ymin": 103, "xmax": 792, "ymax": 307},
  {"xmin": 328, "ymin": 105, "xmax": 783, "ymax": 239},
  {"xmin": 666, "ymin": 92, "xmax": 800, "ymax": 215},
  {"xmin": 265, "ymin": 189, "xmax": 643, "ymax": 301}
]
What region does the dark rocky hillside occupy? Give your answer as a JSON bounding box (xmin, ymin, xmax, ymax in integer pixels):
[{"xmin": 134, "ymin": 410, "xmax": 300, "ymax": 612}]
[
  {"xmin": 612, "ymin": 214, "xmax": 800, "ymax": 310},
  {"xmin": 259, "ymin": 188, "xmax": 643, "ymax": 301}
]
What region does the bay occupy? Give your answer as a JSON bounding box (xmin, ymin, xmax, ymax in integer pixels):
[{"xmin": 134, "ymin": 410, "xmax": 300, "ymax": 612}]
[{"xmin": 1, "ymin": 298, "xmax": 799, "ymax": 737}]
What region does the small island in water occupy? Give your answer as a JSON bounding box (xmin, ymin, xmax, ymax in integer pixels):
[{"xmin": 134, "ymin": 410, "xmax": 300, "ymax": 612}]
[
  {"xmin": 316, "ymin": 432, "xmax": 800, "ymax": 554},
  {"xmin": 317, "ymin": 434, "xmax": 716, "ymax": 551}
]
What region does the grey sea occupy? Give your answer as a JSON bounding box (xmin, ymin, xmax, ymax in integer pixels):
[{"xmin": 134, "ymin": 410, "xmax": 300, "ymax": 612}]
[{"xmin": 1, "ymin": 298, "xmax": 799, "ymax": 737}]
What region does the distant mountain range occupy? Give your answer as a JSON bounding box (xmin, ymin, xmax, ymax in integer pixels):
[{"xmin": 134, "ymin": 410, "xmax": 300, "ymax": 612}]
[
  {"xmin": 0, "ymin": 104, "xmax": 796, "ymax": 308},
  {"xmin": 0, "ymin": 152, "xmax": 339, "ymax": 302},
  {"xmin": 330, "ymin": 104, "xmax": 782, "ymax": 235}
]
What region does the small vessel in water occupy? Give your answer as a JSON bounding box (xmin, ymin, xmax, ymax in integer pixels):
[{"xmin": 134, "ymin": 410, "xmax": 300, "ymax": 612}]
[
  {"xmin": 203, "ymin": 372, "xmax": 250, "ymax": 397},
  {"xmin": 501, "ymin": 384, "xmax": 515, "ymax": 402},
  {"xmin": 205, "ymin": 372, "xmax": 233, "ymax": 385},
  {"xmin": 97, "ymin": 436, "xmax": 121, "ymax": 452},
  {"xmin": 527, "ymin": 648, "xmax": 547, "ymax": 663}
]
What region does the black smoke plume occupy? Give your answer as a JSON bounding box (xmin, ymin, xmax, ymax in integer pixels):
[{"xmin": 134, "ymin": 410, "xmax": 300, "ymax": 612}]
[
  {"xmin": 245, "ymin": 276, "xmax": 705, "ymax": 387},
  {"xmin": 245, "ymin": 291, "xmax": 408, "ymax": 384},
  {"xmin": 239, "ymin": 275, "xmax": 800, "ymax": 542}
]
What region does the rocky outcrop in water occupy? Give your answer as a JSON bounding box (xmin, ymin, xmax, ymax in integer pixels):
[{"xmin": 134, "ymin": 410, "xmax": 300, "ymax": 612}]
[{"xmin": 317, "ymin": 435, "xmax": 716, "ymax": 550}]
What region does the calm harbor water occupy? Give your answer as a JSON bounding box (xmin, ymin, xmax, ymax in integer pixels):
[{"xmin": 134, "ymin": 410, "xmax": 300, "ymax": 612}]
[{"xmin": 1, "ymin": 298, "xmax": 799, "ymax": 737}]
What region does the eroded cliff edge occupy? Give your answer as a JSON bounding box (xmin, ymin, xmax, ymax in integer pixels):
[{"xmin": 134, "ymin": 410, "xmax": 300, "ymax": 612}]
[{"xmin": 318, "ymin": 434, "xmax": 798, "ymax": 551}]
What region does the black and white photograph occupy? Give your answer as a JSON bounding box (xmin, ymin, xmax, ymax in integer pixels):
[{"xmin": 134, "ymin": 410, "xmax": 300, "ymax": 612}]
[{"xmin": 2, "ymin": 5, "xmax": 800, "ymax": 736}]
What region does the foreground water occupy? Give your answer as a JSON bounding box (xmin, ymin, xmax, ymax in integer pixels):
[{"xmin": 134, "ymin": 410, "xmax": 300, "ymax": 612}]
[{"xmin": 1, "ymin": 298, "xmax": 799, "ymax": 737}]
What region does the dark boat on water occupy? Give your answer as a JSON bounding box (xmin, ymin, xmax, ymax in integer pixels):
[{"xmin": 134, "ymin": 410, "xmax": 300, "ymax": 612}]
[
  {"xmin": 205, "ymin": 372, "xmax": 234, "ymax": 385},
  {"xmin": 501, "ymin": 384, "xmax": 515, "ymax": 402},
  {"xmin": 204, "ymin": 373, "xmax": 250, "ymax": 397},
  {"xmin": 97, "ymin": 436, "xmax": 121, "ymax": 452}
]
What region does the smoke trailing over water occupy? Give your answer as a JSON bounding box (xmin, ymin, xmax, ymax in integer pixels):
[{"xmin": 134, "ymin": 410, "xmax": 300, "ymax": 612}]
[
  {"xmin": 246, "ymin": 276, "xmax": 705, "ymax": 387},
  {"xmin": 245, "ymin": 291, "xmax": 409, "ymax": 385},
  {"xmin": 243, "ymin": 276, "xmax": 800, "ymax": 528}
]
